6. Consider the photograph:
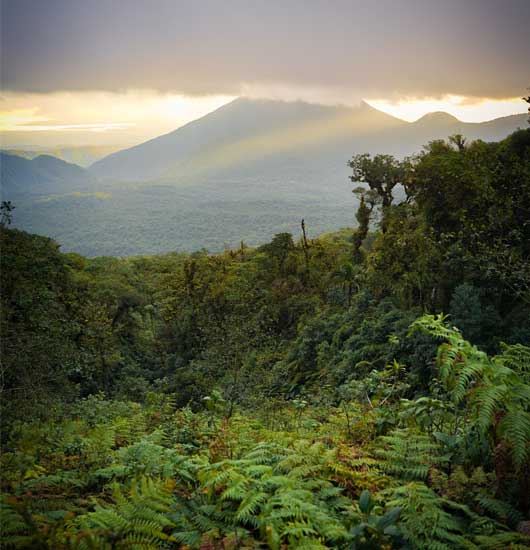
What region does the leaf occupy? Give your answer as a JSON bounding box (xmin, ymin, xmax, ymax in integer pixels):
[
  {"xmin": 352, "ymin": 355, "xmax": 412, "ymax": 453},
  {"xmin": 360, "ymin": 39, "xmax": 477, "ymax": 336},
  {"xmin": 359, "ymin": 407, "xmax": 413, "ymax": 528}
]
[
  {"xmin": 358, "ymin": 490, "xmax": 373, "ymax": 514},
  {"xmin": 377, "ymin": 507, "xmax": 401, "ymax": 530}
]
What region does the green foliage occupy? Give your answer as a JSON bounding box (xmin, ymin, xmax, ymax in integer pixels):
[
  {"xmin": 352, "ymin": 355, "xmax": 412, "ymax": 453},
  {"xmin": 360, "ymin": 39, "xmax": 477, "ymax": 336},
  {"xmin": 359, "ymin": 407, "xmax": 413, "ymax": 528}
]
[
  {"xmin": 386, "ymin": 483, "xmax": 468, "ymax": 550},
  {"xmin": 349, "ymin": 153, "xmax": 407, "ymax": 211},
  {"xmin": 0, "ymin": 495, "xmax": 33, "ymax": 548},
  {"xmin": 375, "ymin": 429, "xmax": 447, "ymax": 481},
  {"xmin": 2, "ymin": 129, "xmax": 530, "ymax": 549},
  {"xmin": 412, "ymin": 314, "xmax": 530, "ymax": 469},
  {"xmin": 4, "ymin": 395, "xmax": 530, "ymax": 549},
  {"xmin": 350, "ymin": 490, "xmax": 403, "ymax": 549},
  {"xmin": 71, "ymin": 477, "xmax": 177, "ymax": 550}
]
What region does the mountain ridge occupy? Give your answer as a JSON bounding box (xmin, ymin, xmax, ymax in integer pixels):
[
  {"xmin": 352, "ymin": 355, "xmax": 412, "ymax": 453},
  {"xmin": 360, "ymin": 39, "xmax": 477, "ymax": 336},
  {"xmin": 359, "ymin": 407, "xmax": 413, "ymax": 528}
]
[
  {"xmin": 1, "ymin": 145, "xmax": 122, "ymax": 167},
  {"xmin": 89, "ymin": 98, "xmax": 405, "ymax": 181},
  {"xmin": 90, "ymin": 97, "xmax": 527, "ymax": 183},
  {"xmin": 1, "ymin": 152, "xmax": 96, "ymax": 197}
]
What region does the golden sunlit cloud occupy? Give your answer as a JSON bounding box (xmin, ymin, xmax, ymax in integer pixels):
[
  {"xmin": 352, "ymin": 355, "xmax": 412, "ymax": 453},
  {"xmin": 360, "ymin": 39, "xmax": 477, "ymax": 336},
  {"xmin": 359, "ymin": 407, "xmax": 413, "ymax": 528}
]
[
  {"xmin": 0, "ymin": 108, "xmax": 49, "ymax": 130},
  {"xmin": 0, "ymin": 91, "xmax": 235, "ymax": 147},
  {"xmin": 365, "ymin": 95, "xmax": 527, "ymax": 123},
  {"xmin": 1, "ymin": 89, "xmax": 527, "ymax": 149},
  {"xmin": 2, "ymin": 121, "xmax": 137, "ymax": 132}
]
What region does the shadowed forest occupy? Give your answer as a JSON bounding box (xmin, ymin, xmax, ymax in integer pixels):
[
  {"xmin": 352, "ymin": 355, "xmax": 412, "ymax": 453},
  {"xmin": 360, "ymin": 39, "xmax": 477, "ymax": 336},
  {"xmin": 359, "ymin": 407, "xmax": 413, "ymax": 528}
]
[{"xmin": 1, "ymin": 128, "xmax": 530, "ymax": 548}]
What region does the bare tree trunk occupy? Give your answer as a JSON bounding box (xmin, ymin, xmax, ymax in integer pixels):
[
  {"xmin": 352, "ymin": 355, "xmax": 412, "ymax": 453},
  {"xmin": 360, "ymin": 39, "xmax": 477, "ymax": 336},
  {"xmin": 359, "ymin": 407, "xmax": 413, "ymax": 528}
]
[{"xmin": 300, "ymin": 219, "xmax": 310, "ymax": 271}]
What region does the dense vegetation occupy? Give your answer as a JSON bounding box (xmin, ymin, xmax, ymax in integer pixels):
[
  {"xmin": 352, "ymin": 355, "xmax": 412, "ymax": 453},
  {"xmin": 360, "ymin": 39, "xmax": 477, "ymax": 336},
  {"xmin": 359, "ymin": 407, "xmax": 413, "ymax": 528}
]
[{"xmin": 1, "ymin": 129, "xmax": 530, "ymax": 549}]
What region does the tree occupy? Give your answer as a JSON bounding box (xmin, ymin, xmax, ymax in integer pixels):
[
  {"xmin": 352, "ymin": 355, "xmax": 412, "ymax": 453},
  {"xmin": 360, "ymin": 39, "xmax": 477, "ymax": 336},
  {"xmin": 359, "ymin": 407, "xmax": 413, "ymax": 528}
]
[
  {"xmin": 0, "ymin": 228, "xmax": 81, "ymax": 423},
  {"xmin": 259, "ymin": 232, "xmax": 296, "ymax": 274},
  {"xmin": 448, "ymin": 133, "xmax": 467, "ymax": 152},
  {"xmin": 349, "ymin": 153, "xmax": 406, "ymax": 210},
  {"xmin": 352, "ymin": 195, "xmax": 373, "ymax": 263},
  {"xmin": 0, "ymin": 201, "xmax": 15, "ymax": 226}
]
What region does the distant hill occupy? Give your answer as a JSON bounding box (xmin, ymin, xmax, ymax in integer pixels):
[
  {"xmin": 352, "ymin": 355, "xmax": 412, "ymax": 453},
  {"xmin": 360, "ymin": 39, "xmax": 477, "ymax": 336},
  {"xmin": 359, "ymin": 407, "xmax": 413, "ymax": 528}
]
[
  {"xmin": 2, "ymin": 145, "xmax": 122, "ymax": 167},
  {"xmin": 1, "ymin": 153, "xmax": 96, "ymax": 197},
  {"xmin": 6, "ymin": 99, "xmax": 528, "ymax": 257},
  {"xmin": 387, "ymin": 111, "xmax": 528, "ymax": 154}
]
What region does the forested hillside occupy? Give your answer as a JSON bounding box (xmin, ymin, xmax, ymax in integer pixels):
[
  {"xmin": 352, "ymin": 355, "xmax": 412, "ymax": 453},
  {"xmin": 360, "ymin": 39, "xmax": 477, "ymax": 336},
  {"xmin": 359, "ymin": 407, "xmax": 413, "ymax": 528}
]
[
  {"xmin": 0, "ymin": 153, "xmax": 96, "ymax": 197},
  {"xmin": 1, "ymin": 129, "xmax": 530, "ymax": 549}
]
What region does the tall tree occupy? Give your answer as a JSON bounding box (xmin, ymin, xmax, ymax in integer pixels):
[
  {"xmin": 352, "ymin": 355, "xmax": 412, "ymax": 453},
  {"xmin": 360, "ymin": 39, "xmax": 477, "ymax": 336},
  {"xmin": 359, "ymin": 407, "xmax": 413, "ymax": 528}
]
[{"xmin": 349, "ymin": 153, "xmax": 405, "ymax": 210}]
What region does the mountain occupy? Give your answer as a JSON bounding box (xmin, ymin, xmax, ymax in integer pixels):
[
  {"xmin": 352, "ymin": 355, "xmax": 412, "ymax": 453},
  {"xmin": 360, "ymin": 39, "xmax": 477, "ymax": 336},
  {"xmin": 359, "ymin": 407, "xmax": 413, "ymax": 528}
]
[
  {"xmin": 90, "ymin": 99, "xmax": 405, "ymax": 182},
  {"xmin": 2, "ymin": 145, "xmax": 123, "ymax": 167},
  {"xmin": 7, "ymin": 99, "xmax": 527, "ymax": 257},
  {"xmin": 387, "ymin": 111, "xmax": 528, "ymax": 154},
  {"xmin": 90, "ymin": 98, "xmax": 527, "ymax": 183},
  {"xmin": 1, "ymin": 153, "xmax": 96, "ymax": 197}
]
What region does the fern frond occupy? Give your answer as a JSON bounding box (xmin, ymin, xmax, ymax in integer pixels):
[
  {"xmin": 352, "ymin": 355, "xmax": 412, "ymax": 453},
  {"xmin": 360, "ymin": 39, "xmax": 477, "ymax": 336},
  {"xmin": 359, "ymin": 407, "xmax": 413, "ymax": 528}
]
[
  {"xmin": 386, "ymin": 482, "xmax": 467, "ymax": 550},
  {"xmin": 474, "ymin": 493, "xmax": 523, "ymax": 526},
  {"xmin": 497, "ymin": 409, "xmax": 530, "ymax": 467},
  {"xmin": 235, "ymin": 491, "xmax": 268, "ymax": 523},
  {"xmin": 71, "ymin": 477, "xmax": 176, "ymax": 548},
  {"xmin": 497, "ymin": 343, "xmax": 530, "ymax": 381},
  {"xmin": 0, "ymin": 495, "xmax": 32, "ymax": 548},
  {"xmin": 375, "ymin": 429, "xmax": 447, "ymax": 480}
]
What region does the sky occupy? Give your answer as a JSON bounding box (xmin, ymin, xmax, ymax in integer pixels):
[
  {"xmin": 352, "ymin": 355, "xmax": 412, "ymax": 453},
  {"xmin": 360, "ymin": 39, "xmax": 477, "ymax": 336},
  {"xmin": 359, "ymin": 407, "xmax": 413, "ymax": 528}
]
[{"xmin": 1, "ymin": 0, "xmax": 529, "ymax": 147}]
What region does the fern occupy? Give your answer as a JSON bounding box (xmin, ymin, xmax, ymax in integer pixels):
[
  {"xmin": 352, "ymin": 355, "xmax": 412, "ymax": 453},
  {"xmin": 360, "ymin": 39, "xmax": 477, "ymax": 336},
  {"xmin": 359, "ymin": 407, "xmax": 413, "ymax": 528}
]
[
  {"xmin": 194, "ymin": 440, "xmax": 351, "ymax": 548},
  {"xmin": 386, "ymin": 482, "xmax": 468, "ymax": 550},
  {"xmin": 411, "ymin": 314, "xmax": 530, "ymax": 469},
  {"xmin": 68, "ymin": 477, "xmax": 176, "ymax": 550},
  {"xmin": 498, "ymin": 409, "xmax": 530, "ymax": 467},
  {"xmin": 497, "ymin": 342, "xmax": 530, "ymax": 381},
  {"xmin": 473, "ymin": 531, "xmax": 530, "ymax": 549},
  {"xmin": 474, "ymin": 493, "xmax": 523, "ymax": 526},
  {"xmin": 375, "ymin": 428, "xmax": 448, "ymax": 480},
  {"xmin": 0, "ymin": 495, "xmax": 33, "ymax": 548},
  {"xmin": 4, "ymin": 385, "xmax": 528, "ymax": 549}
]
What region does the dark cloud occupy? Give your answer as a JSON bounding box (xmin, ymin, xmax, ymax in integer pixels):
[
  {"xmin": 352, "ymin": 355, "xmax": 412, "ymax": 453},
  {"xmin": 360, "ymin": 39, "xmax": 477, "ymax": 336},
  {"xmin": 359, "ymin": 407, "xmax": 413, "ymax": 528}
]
[{"xmin": 2, "ymin": 0, "xmax": 529, "ymax": 99}]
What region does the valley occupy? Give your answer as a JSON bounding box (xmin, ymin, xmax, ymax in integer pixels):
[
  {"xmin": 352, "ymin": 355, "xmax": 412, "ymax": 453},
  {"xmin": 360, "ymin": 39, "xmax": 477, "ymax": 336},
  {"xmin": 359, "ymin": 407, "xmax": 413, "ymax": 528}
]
[{"xmin": 4, "ymin": 98, "xmax": 527, "ymax": 256}]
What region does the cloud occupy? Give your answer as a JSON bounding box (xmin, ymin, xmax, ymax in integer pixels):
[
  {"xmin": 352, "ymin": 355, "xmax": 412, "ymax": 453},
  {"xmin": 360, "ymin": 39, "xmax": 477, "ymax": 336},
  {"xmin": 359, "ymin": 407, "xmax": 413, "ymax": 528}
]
[
  {"xmin": 367, "ymin": 96, "xmax": 527, "ymax": 122},
  {"xmin": 2, "ymin": 0, "xmax": 529, "ymax": 101},
  {"xmin": 0, "ymin": 90, "xmax": 234, "ymax": 146},
  {"xmin": 16, "ymin": 122, "xmax": 136, "ymax": 132}
]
